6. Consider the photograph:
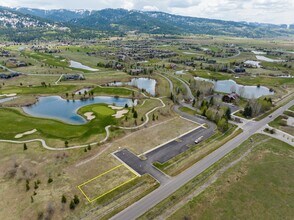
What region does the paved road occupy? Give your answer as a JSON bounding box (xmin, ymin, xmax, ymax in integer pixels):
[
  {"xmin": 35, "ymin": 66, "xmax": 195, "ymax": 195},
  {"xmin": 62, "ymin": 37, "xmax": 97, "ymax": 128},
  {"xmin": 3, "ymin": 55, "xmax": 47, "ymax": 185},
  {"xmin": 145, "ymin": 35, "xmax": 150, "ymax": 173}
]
[
  {"xmin": 114, "ymin": 149, "xmax": 170, "ymax": 184},
  {"xmin": 111, "ymin": 99, "xmax": 294, "ymax": 220},
  {"xmin": 260, "ymin": 125, "xmax": 294, "ymax": 146},
  {"xmin": 111, "ymin": 73, "xmax": 215, "ymax": 184},
  {"xmin": 145, "ymin": 127, "xmax": 208, "ymax": 164},
  {"xmin": 114, "ymin": 125, "xmax": 211, "ymax": 184},
  {"xmin": 169, "ymin": 74, "xmax": 194, "ymax": 100}
]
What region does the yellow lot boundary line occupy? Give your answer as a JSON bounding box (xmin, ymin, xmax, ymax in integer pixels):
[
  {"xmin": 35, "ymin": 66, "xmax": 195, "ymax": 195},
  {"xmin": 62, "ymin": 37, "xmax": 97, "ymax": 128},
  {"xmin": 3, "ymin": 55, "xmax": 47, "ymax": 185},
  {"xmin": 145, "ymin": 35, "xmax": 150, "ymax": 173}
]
[{"xmin": 77, "ymin": 164, "xmax": 140, "ymax": 203}]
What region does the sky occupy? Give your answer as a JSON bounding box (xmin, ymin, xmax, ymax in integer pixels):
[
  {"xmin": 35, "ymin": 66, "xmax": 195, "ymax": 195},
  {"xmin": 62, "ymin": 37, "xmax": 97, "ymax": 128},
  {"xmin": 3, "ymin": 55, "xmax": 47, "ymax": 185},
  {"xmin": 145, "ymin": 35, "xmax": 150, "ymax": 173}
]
[{"xmin": 0, "ymin": 0, "xmax": 293, "ymax": 24}]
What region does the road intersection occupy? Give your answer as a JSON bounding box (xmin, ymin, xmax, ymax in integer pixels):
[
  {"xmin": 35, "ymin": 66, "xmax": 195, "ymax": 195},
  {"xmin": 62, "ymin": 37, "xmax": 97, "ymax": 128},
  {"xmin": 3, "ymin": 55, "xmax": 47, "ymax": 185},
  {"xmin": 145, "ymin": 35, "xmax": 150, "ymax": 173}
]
[{"xmin": 110, "ymin": 75, "xmax": 294, "ymax": 220}]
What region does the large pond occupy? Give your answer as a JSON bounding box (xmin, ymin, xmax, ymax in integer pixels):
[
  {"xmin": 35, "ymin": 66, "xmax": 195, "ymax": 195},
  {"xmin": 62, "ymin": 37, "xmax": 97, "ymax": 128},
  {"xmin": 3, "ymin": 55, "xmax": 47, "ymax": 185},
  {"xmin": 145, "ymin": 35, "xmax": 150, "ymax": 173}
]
[
  {"xmin": 109, "ymin": 78, "xmax": 157, "ymax": 96},
  {"xmin": 194, "ymin": 77, "xmax": 274, "ymax": 99},
  {"xmin": 23, "ymin": 96, "xmax": 135, "ymax": 125},
  {"xmin": 69, "ymin": 60, "xmax": 99, "ymax": 71}
]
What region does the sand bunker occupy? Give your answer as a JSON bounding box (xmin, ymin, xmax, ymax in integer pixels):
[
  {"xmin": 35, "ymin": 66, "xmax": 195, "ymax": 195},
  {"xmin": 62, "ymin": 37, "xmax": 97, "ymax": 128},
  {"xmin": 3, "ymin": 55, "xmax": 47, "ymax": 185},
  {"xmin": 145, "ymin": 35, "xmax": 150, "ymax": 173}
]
[
  {"xmin": 84, "ymin": 112, "xmax": 96, "ymax": 121},
  {"xmin": 15, "ymin": 129, "xmax": 37, "ymax": 139},
  {"xmin": 108, "ymin": 105, "xmax": 124, "ymax": 110},
  {"xmin": 0, "ymin": 93, "xmax": 17, "ymax": 97},
  {"xmin": 112, "ymin": 109, "xmax": 129, "ymax": 119}
]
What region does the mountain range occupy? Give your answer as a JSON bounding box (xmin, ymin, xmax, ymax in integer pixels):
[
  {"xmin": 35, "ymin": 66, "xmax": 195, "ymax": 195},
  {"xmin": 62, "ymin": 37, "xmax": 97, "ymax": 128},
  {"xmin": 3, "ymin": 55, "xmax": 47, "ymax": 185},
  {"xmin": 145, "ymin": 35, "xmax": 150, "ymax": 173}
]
[{"xmin": 0, "ymin": 6, "xmax": 293, "ymax": 42}]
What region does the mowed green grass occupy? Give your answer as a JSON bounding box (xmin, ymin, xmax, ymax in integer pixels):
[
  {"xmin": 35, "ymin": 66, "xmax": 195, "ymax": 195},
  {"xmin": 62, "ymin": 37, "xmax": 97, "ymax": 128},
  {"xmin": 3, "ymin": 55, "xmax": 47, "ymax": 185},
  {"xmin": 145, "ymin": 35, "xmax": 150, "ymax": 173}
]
[
  {"xmin": 78, "ymin": 104, "xmax": 116, "ymax": 116},
  {"xmin": 0, "ymin": 85, "xmax": 133, "ymax": 97},
  {"xmin": 169, "ymin": 137, "xmax": 294, "ymax": 220},
  {"xmin": 0, "ymin": 105, "xmax": 117, "ymax": 143},
  {"xmin": 0, "ymin": 85, "xmax": 77, "ymax": 95},
  {"xmin": 179, "ymin": 106, "xmax": 197, "ymax": 115},
  {"xmin": 92, "ymin": 86, "xmax": 133, "ymax": 96},
  {"xmin": 22, "ymin": 51, "xmax": 68, "ymax": 68}
]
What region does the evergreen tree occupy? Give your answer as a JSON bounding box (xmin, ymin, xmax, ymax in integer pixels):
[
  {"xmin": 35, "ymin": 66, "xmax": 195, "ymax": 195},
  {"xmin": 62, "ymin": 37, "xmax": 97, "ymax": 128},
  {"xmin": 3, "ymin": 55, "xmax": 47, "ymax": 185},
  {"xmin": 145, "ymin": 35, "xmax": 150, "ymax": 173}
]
[
  {"xmin": 73, "ymin": 195, "xmax": 80, "ymax": 205},
  {"xmin": 243, "ymin": 104, "xmax": 252, "ymax": 118},
  {"xmin": 69, "ymin": 200, "xmax": 75, "ymax": 210},
  {"xmin": 170, "ymin": 92, "xmax": 174, "ymax": 101},
  {"xmin": 133, "ymin": 110, "xmax": 138, "ymax": 119},
  {"xmin": 225, "ymin": 108, "xmax": 231, "ymax": 120},
  {"xmin": 26, "ymin": 180, "xmax": 30, "ymax": 191},
  {"xmin": 48, "ymin": 177, "xmax": 53, "ymax": 184},
  {"xmin": 61, "ymin": 195, "xmax": 67, "ymax": 203},
  {"xmin": 209, "ymin": 97, "xmax": 214, "ymax": 106}
]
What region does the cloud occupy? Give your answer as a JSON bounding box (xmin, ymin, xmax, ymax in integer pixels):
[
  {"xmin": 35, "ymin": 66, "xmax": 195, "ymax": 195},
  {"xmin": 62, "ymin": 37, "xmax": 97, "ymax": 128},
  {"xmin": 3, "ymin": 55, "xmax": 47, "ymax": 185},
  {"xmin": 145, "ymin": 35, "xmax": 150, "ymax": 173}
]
[
  {"xmin": 168, "ymin": 0, "xmax": 201, "ymax": 8},
  {"xmin": 142, "ymin": 6, "xmax": 159, "ymax": 11},
  {"xmin": 0, "ymin": 0, "xmax": 293, "ymax": 24}
]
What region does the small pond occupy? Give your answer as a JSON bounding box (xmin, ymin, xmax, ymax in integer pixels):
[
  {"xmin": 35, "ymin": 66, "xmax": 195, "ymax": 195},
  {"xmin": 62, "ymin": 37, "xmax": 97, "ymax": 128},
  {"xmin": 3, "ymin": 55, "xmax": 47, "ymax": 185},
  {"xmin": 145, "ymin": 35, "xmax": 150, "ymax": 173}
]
[
  {"xmin": 69, "ymin": 60, "xmax": 99, "ymax": 71},
  {"xmin": 23, "ymin": 96, "xmax": 135, "ymax": 125},
  {"xmin": 109, "ymin": 78, "xmax": 157, "ymax": 96},
  {"xmin": 194, "ymin": 77, "xmax": 274, "ymax": 99}
]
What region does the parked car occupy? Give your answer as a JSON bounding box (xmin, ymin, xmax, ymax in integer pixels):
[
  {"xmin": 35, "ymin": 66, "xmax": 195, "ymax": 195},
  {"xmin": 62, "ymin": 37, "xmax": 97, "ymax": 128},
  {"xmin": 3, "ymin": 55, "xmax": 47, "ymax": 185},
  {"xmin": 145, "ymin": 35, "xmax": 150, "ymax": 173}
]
[{"xmin": 195, "ymin": 136, "xmax": 203, "ymax": 144}]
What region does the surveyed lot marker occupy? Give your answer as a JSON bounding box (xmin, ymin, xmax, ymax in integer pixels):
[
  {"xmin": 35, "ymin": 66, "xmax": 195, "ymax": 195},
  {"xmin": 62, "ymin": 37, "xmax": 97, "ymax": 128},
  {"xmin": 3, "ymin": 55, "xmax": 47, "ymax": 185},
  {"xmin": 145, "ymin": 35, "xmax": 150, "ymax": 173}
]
[{"xmin": 77, "ymin": 164, "xmax": 139, "ymax": 203}]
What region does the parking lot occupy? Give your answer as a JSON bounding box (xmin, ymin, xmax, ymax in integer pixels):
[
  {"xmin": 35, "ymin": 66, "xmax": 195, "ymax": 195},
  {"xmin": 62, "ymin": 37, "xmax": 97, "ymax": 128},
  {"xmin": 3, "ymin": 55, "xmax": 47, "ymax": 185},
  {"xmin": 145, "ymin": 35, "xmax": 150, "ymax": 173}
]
[{"xmin": 113, "ymin": 125, "xmax": 213, "ymax": 183}]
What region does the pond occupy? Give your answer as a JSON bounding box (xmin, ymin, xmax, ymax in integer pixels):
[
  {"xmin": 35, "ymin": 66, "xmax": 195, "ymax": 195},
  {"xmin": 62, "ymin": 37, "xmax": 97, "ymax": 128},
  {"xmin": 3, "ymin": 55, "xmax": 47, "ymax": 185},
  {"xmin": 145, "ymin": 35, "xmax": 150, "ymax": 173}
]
[
  {"xmin": 69, "ymin": 60, "xmax": 99, "ymax": 71},
  {"xmin": 194, "ymin": 77, "xmax": 274, "ymax": 99},
  {"xmin": 109, "ymin": 78, "xmax": 157, "ymax": 96},
  {"xmin": 23, "ymin": 96, "xmax": 135, "ymax": 125}
]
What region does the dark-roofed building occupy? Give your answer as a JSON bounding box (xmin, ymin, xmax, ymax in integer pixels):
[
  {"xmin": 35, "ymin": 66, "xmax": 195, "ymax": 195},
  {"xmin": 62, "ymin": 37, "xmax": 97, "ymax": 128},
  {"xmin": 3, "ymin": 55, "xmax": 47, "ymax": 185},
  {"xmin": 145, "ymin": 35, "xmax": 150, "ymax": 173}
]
[
  {"xmin": 222, "ymin": 93, "xmax": 239, "ymax": 103},
  {"xmin": 0, "ymin": 72, "xmax": 21, "ymax": 79},
  {"xmin": 62, "ymin": 74, "xmax": 85, "ymax": 81}
]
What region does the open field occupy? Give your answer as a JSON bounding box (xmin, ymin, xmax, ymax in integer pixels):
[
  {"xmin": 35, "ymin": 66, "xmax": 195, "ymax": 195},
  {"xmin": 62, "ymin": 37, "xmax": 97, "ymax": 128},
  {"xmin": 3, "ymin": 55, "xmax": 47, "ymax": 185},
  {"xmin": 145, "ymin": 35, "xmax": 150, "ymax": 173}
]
[
  {"xmin": 0, "ymin": 34, "xmax": 293, "ymax": 220},
  {"xmin": 111, "ymin": 116, "xmax": 200, "ymax": 155},
  {"xmin": 0, "ymin": 85, "xmax": 78, "ymax": 95},
  {"xmin": 168, "ymin": 136, "xmax": 294, "ymax": 220},
  {"xmin": 0, "ymin": 74, "xmax": 59, "ymax": 87},
  {"xmin": 78, "ymin": 164, "xmax": 138, "ymax": 202},
  {"xmin": 0, "ymin": 141, "xmax": 158, "ymax": 220},
  {"xmin": 139, "ymin": 134, "xmax": 293, "ymax": 220}
]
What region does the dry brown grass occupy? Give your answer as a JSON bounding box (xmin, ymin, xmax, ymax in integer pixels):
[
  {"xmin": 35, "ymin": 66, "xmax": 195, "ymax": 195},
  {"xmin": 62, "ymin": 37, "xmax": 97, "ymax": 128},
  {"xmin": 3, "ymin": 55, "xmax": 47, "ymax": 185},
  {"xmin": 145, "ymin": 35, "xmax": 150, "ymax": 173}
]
[{"xmin": 0, "ymin": 110, "xmax": 197, "ymax": 219}]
